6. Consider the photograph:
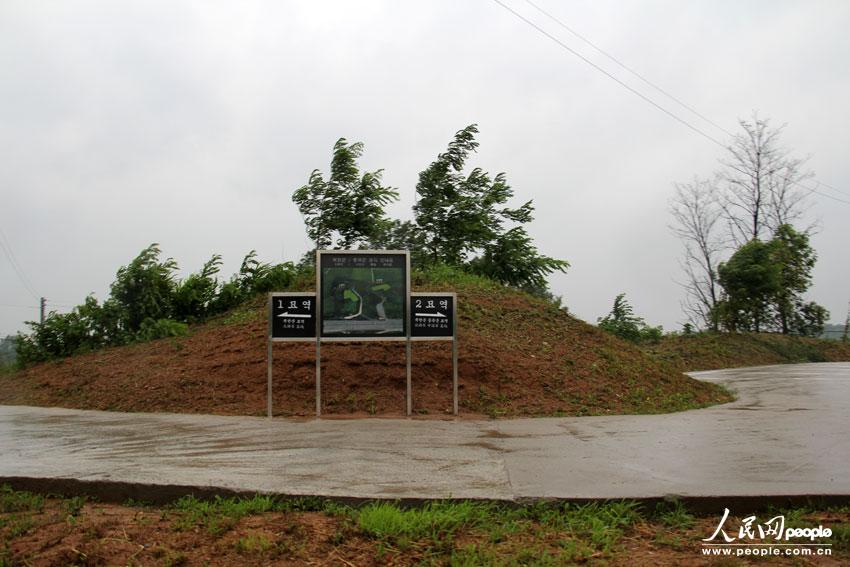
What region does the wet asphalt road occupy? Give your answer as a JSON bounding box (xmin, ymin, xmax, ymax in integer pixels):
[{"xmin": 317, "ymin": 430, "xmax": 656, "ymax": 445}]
[{"xmin": 0, "ymin": 363, "xmax": 848, "ymax": 501}]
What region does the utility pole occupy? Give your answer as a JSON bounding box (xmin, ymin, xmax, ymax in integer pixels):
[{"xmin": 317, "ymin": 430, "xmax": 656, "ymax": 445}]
[
  {"xmin": 39, "ymin": 297, "xmax": 45, "ymax": 325},
  {"xmin": 843, "ymin": 300, "xmax": 849, "ymax": 343}
]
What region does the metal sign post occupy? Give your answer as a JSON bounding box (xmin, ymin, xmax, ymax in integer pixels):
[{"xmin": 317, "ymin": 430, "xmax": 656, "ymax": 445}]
[
  {"xmin": 410, "ymin": 292, "xmax": 458, "ymax": 415},
  {"xmin": 267, "ymin": 292, "xmax": 317, "ymax": 418},
  {"xmin": 316, "ymin": 335, "xmax": 321, "ymax": 417}
]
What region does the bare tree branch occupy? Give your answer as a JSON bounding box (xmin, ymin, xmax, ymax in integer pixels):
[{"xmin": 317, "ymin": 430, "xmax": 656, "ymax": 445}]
[
  {"xmin": 669, "ymin": 177, "xmax": 724, "ymax": 330},
  {"xmin": 718, "ymin": 113, "xmax": 813, "ymax": 245}
]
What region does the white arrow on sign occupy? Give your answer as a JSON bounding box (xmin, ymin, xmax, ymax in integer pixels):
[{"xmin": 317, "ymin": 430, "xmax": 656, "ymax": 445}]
[
  {"xmin": 415, "ymin": 312, "xmax": 446, "ymax": 318},
  {"xmin": 277, "ymin": 312, "xmax": 311, "ymax": 318}
]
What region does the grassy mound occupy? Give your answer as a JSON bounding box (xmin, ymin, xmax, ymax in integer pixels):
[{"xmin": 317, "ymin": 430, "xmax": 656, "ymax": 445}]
[
  {"xmin": 645, "ymin": 332, "xmax": 850, "ymax": 372},
  {"xmin": 0, "ymin": 271, "xmax": 730, "ymax": 417}
]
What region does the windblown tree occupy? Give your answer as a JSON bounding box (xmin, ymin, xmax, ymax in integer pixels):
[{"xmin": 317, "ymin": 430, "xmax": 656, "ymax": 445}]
[
  {"xmin": 110, "ymin": 243, "xmax": 178, "ymax": 333},
  {"xmin": 669, "ymin": 178, "xmax": 724, "ymax": 330},
  {"xmin": 719, "ymin": 114, "xmax": 813, "ymax": 245},
  {"xmin": 292, "ymin": 125, "xmax": 567, "ymax": 293},
  {"xmin": 413, "ymin": 124, "xmax": 568, "ymax": 290},
  {"xmin": 293, "ymin": 138, "xmax": 399, "ymax": 249}
]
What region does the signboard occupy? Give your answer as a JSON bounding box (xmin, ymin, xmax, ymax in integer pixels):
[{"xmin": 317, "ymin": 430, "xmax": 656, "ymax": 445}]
[
  {"xmin": 269, "ymin": 292, "xmax": 316, "ymax": 341},
  {"xmin": 317, "ymin": 250, "xmax": 409, "ymax": 340},
  {"xmin": 411, "ymin": 292, "xmax": 455, "ymax": 340}
]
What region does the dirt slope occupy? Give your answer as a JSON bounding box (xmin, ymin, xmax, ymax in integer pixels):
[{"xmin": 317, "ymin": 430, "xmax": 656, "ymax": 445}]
[
  {"xmin": 0, "ymin": 276, "xmax": 730, "ymax": 417},
  {"xmin": 645, "ymin": 332, "xmax": 850, "ymax": 372}
]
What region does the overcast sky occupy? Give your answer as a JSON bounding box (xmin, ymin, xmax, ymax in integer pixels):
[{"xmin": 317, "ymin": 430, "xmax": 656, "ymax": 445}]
[{"xmin": 2, "ymin": 0, "xmax": 849, "ymax": 337}]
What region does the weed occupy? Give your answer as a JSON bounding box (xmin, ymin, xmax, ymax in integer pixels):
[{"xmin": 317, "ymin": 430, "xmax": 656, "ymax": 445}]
[
  {"xmin": 63, "ymin": 496, "xmax": 87, "ymax": 518},
  {"xmin": 557, "ymin": 538, "xmax": 594, "ymax": 562},
  {"xmin": 234, "ymin": 532, "xmax": 274, "ymax": 554},
  {"xmin": 345, "ymin": 393, "xmax": 358, "ymax": 412},
  {"xmin": 655, "ymin": 500, "xmax": 695, "ymax": 529},
  {"xmin": 4, "ymin": 515, "xmax": 35, "ymax": 539},
  {"xmin": 171, "ymin": 494, "xmax": 277, "ymax": 535},
  {"xmin": 357, "ymin": 501, "xmax": 491, "ymax": 544},
  {"xmin": 219, "ymin": 308, "xmax": 261, "ymax": 326},
  {"xmin": 163, "ymin": 550, "xmax": 188, "ymax": 567},
  {"xmin": 0, "ymin": 485, "xmax": 44, "ymax": 513},
  {"xmin": 532, "ymin": 501, "xmax": 641, "ymax": 553},
  {"xmin": 653, "ymin": 531, "xmax": 687, "ymax": 550},
  {"xmin": 365, "ymin": 391, "xmax": 377, "ymax": 415},
  {"xmin": 829, "ymin": 522, "xmax": 850, "ymax": 551}
]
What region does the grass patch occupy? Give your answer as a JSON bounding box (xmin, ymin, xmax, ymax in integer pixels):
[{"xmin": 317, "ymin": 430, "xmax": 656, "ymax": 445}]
[
  {"xmin": 2, "ymin": 487, "xmax": 850, "ymax": 565},
  {"xmin": 169, "ymin": 494, "xmax": 343, "ymax": 535},
  {"xmin": 171, "ymin": 494, "xmax": 278, "ymax": 534},
  {"xmin": 654, "ymin": 500, "xmax": 695, "ymax": 529},
  {"xmin": 0, "ymin": 485, "xmax": 43, "ymax": 514},
  {"xmin": 357, "ymin": 501, "xmax": 491, "ymax": 543},
  {"xmin": 234, "ymin": 532, "xmax": 274, "ymax": 555},
  {"xmin": 646, "ymin": 331, "xmax": 850, "ymax": 372}
]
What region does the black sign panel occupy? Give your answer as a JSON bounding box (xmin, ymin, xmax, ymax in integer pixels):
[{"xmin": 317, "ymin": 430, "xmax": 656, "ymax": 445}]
[
  {"xmin": 270, "ymin": 293, "xmax": 316, "ymax": 341},
  {"xmin": 318, "ymin": 251, "xmax": 408, "ymax": 339},
  {"xmin": 411, "ymin": 294, "xmax": 455, "ymax": 339}
]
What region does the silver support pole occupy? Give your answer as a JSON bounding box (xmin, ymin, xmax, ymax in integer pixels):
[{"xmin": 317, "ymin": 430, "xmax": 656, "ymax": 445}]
[
  {"xmin": 452, "ymin": 297, "xmax": 458, "ymax": 416},
  {"xmin": 267, "ymin": 296, "xmax": 273, "ymax": 418},
  {"xmin": 316, "ymin": 337, "xmax": 322, "ymax": 418},
  {"xmin": 452, "ymin": 336, "xmax": 458, "ymax": 416},
  {"xmin": 406, "ymin": 338, "xmax": 412, "ymax": 416}
]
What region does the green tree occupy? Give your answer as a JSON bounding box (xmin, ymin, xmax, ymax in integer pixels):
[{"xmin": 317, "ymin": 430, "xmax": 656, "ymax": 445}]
[
  {"xmin": 771, "ymin": 224, "xmax": 817, "ymax": 334},
  {"xmin": 791, "ymin": 301, "xmax": 829, "ymax": 337},
  {"xmin": 414, "ymin": 125, "xmax": 525, "ymax": 265},
  {"xmin": 414, "ymin": 124, "xmax": 567, "ymax": 288},
  {"xmin": 369, "ymin": 219, "xmax": 429, "ymax": 267},
  {"xmin": 715, "ymin": 226, "xmax": 828, "ymax": 336},
  {"xmin": 597, "ymin": 293, "xmax": 663, "ymax": 343},
  {"xmin": 110, "ymin": 244, "xmax": 178, "ymax": 333},
  {"xmin": 293, "ymin": 138, "xmax": 399, "ymax": 249},
  {"xmin": 173, "ymin": 254, "xmax": 222, "ymax": 323},
  {"xmin": 715, "ymin": 239, "xmax": 781, "ymax": 332},
  {"xmin": 468, "ymin": 227, "xmax": 567, "ymax": 292}
]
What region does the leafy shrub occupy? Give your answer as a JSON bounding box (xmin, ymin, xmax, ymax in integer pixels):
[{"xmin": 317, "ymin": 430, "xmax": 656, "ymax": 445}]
[
  {"xmin": 15, "ymin": 296, "xmax": 129, "ymax": 364},
  {"xmin": 173, "ymin": 255, "xmax": 222, "ymax": 323},
  {"xmin": 14, "ymin": 244, "xmax": 305, "ymax": 365},
  {"xmin": 110, "ymin": 243, "xmax": 178, "ymax": 332},
  {"xmin": 136, "ymin": 318, "xmax": 188, "ymax": 341},
  {"xmin": 209, "ymin": 252, "xmax": 298, "ymax": 315}
]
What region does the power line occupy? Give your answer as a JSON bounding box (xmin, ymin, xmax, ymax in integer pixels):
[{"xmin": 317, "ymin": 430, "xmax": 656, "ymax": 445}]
[
  {"xmin": 527, "ymin": 0, "xmax": 850, "ymax": 203},
  {"xmin": 490, "ymin": 0, "xmax": 726, "ymax": 145},
  {"xmin": 811, "ymin": 179, "xmax": 850, "ymax": 199},
  {"xmin": 523, "ymin": 0, "xmax": 735, "ymax": 139},
  {"xmin": 490, "ymin": 0, "xmax": 850, "ymax": 206},
  {"xmin": 0, "ymin": 228, "xmax": 40, "ymax": 300}
]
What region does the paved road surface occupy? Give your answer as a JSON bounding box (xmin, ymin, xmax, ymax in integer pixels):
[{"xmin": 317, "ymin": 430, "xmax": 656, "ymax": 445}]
[{"xmin": 1, "ymin": 363, "xmax": 848, "ymax": 501}]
